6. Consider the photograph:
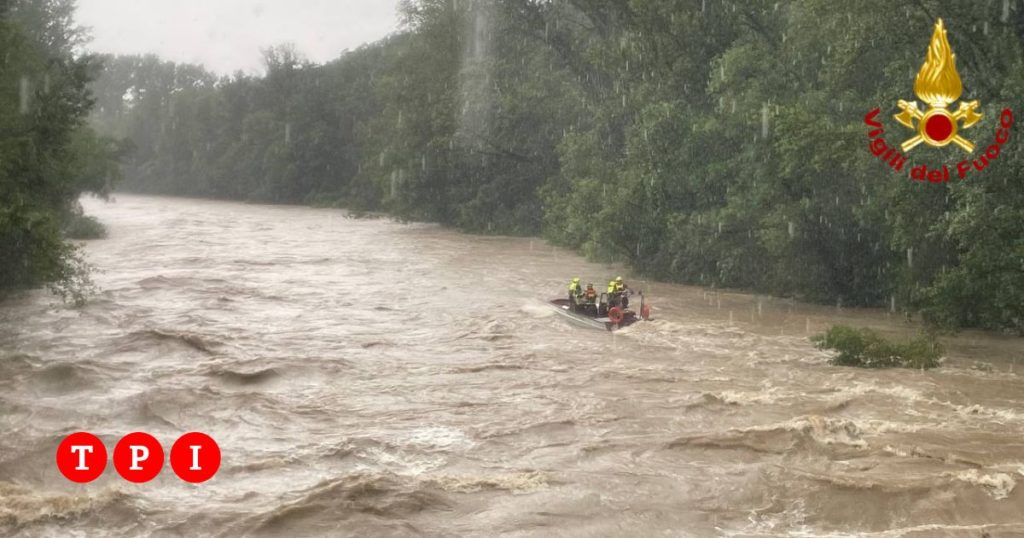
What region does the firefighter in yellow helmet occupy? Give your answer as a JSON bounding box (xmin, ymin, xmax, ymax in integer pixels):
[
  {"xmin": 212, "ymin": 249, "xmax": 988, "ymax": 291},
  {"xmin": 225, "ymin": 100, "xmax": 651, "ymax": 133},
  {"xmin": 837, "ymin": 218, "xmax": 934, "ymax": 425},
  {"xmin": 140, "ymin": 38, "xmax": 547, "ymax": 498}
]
[
  {"xmin": 607, "ymin": 276, "xmax": 630, "ymax": 309},
  {"xmin": 568, "ymin": 277, "xmax": 583, "ymax": 310}
]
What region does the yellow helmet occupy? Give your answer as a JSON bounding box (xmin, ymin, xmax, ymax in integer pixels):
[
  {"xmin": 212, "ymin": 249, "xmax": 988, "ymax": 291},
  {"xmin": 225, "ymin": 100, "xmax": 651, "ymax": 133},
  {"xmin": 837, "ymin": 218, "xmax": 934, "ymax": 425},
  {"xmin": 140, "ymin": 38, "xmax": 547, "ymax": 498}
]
[
  {"xmin": 616, "ymin": 276, "xmax": 623, "ymax": 282},
  {"xmin": 572, "ymin": 277, "xmax": 580, "ymax": 283}
]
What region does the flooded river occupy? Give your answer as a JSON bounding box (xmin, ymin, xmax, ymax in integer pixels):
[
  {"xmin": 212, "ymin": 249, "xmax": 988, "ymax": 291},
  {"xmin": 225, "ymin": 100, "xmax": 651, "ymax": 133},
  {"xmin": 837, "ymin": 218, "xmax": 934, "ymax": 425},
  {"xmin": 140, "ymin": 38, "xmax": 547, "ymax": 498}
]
[{"xmin": 1, "ymin": 194, "xmax": 1022, "ymax": 537}]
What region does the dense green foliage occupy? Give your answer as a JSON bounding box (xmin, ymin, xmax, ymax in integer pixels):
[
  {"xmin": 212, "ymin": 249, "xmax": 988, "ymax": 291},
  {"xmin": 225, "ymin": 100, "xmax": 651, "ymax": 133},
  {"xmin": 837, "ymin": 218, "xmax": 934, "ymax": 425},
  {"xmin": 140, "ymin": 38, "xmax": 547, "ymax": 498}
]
[
  {"xmin": 812, "ymin": 325, "xmax": 943, "ymax": 369},
  {"xmin": 0, "ymin": 0, "xmax": 118, "ymax": 302},
  {"xmin": 63, "ymin": 212, "xmax": 106, "ymax": 240},
  {"xmin": 89, "ymin": 0, "xmax": 1024, "ymax": 333}
]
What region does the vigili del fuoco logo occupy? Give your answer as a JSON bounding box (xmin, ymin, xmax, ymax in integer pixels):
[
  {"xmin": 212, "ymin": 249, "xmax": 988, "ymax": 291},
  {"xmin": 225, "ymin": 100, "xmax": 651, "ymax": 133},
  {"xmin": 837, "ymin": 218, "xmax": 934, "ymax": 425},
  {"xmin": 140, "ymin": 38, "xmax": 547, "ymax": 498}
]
[{"xmin": 864, "ymin": 19, "xmax": 1014, "ymax": 182}]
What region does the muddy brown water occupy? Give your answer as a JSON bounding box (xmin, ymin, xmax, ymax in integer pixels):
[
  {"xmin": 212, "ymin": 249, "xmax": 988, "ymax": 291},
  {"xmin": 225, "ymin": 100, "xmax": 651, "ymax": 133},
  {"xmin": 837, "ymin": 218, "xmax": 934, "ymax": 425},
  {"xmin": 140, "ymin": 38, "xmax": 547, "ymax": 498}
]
[{"xmin": 1, "ymin": 194, "xmax": 1022, "ymax": 537}]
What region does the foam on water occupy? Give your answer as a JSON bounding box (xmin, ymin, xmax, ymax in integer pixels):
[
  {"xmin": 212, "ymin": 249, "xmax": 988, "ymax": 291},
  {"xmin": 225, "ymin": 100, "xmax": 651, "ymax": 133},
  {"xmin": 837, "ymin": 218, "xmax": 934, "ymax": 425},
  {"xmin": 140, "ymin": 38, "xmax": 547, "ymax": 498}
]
[
  {"xmin": 0, "ymin": 482, "xmax": 135, "ymax": 527},
  {"xmin": 422, "ymin": 470, "xmax": 547, "ymax": 494},
  {"xmin": 948, "ymin": 469, "xmax": 1017, "ymax": 500}
]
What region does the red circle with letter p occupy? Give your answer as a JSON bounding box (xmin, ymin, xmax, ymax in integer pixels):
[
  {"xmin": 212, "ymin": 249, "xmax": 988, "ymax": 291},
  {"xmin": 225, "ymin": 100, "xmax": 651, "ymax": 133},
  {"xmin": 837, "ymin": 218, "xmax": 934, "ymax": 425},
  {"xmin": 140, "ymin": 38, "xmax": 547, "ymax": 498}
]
[
  {"xmin": 56, "ymin": 432, "xmax": 107, "ymax": 483},
  {"xmin": 113, "ymin": 432, "xmax": 164, "ymax": 483},
  {"xmin": 170, "ymin": 432, "xmax": 221, "ymax": 483}
]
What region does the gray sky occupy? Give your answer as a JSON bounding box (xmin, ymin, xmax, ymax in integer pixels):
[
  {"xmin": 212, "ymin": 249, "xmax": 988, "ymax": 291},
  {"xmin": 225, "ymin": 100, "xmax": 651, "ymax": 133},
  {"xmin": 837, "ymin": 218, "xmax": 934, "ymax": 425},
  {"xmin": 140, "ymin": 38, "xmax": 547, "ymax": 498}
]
[{"xmin": 75, "ymin": 0, "xmax": 402, "ymax": 75}]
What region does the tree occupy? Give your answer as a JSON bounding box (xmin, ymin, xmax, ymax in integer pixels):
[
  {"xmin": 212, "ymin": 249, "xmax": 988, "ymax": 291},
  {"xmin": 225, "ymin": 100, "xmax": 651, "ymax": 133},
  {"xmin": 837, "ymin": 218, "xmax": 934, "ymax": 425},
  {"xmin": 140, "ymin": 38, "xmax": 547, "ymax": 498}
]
[
  {"xmin": 86, "ymin": 0, "xmax": 1024, "ymax": 332},
  {"xmin": 0, "ymin": 0, "xmax": 115, "ymax": 301}
]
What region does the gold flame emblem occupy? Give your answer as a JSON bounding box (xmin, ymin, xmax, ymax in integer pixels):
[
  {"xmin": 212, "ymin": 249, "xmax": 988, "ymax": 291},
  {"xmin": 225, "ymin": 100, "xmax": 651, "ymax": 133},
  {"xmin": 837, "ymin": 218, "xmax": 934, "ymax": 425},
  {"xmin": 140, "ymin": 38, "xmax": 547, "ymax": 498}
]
[{"xmin": 894, "ymin": 19, "xmax": 981, "ymax": 152}]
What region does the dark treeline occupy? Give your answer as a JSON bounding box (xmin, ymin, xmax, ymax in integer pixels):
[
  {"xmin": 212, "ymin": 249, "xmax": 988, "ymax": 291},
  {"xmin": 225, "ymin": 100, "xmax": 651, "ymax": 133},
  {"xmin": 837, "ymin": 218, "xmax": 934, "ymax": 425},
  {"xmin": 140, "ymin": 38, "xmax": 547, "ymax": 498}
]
[
  {"xmin": 1, "ymin": 0, "xmax": 121, "ymax": 302},
  {"xmin": 90, "ymin": 0, "xmax": 1024, "ymax": 333}
]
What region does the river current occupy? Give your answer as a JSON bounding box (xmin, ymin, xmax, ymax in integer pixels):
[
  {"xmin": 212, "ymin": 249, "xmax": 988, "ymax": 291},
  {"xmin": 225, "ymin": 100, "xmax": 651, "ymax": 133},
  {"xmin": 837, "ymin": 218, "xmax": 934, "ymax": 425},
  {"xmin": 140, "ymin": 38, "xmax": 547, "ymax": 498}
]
[{"xmin": 1, "ymin": 194, "xmax": 1022, "ymax": 537}]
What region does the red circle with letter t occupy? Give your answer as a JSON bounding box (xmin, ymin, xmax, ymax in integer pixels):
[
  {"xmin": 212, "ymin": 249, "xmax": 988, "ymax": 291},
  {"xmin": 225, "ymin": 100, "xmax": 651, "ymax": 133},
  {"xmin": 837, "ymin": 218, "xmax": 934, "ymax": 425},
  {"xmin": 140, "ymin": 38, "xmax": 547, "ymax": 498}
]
[
  {"xmin": 56, "ymin": 432, "xmax": 107, "ymax": 483},
  {"xmin": 113, "ymin": 432, "xmax": 164, "ymax": 483},
  {"xmin": 170, "ymin": 432, "xmax": 221, "ymax": 483}
]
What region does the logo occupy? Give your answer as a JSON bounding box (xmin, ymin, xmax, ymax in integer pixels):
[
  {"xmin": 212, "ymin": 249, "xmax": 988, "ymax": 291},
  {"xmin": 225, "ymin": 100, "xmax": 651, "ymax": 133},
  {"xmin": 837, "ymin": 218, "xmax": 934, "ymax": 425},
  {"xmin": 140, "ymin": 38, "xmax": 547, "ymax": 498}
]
[
  {"xmin": 56, "ymin": 431, "xmax": 221, "ymax": 484},
  {"xmin": 56, "ymin": 432, "xmax": 107, "ymax": 483},
  {"xmin": 113, "ymin": 432, "xmax": 165, "ymax": 483},
  {"xmin": 894, "ymin": 19, "xmax": 981, "ymax": 152},
  {"xmin": 863, "ymin": 19, "xmax": 1014, "ymax": 182}
]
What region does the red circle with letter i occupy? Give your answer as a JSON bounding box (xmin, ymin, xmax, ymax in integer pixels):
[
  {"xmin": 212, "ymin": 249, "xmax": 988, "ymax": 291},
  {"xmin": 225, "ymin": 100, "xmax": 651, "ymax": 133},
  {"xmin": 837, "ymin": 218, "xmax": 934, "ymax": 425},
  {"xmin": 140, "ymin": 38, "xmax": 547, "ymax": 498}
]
[
  {"xmin": 56, "ymin": 432, "xmax": 107, "ymax": 483},
  {"xmin": 113, "ymin": 432, "xmax": 164, "ymax": 483},
  {"xmin": 170, "ymin": 432, "xmax": 221, "ymax": 483}
]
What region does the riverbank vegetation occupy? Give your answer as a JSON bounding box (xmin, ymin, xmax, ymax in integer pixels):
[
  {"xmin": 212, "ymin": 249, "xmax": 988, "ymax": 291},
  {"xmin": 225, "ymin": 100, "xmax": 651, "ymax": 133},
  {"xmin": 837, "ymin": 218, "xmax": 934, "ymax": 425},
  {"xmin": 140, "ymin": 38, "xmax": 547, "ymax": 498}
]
[
  {"xmin": 812, "ymin": 325, "xmax": 943, "ymax": 369},
  {"xmin": 63, "ymin": 210, "xmax": 107, "ymax": 240},
  {"xmin": 0, "ymin": 0, "xmax": 120, "ymax": 302},
  {"xmin": 86, "ymin": 1, "xmax": 1024, "ymax": 333}
]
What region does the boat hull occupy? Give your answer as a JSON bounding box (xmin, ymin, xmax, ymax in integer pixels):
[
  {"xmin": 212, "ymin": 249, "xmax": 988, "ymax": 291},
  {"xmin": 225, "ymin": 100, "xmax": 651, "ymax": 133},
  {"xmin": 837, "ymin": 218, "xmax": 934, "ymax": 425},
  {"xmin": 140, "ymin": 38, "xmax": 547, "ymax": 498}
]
[{"xmin": 548, "ymin": 298, "xmax": 642, "ymax": 331}]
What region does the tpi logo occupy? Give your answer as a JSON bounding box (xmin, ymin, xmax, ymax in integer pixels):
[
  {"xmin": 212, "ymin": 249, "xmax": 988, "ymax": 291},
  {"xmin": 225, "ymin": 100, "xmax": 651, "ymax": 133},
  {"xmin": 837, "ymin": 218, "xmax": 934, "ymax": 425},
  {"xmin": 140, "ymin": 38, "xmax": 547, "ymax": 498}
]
[
  {"xmin": 864, "ymin": 18, "xmax": 1014, "ymax": 182},
  {"xmin": 56, "ymin": 432, "xmax": 221, "ymax": 484}
]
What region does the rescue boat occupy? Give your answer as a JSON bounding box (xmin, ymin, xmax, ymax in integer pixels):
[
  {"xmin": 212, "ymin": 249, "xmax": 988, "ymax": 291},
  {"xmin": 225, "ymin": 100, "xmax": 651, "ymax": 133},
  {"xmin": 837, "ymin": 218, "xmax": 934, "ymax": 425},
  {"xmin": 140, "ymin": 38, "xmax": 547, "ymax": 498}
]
[{"xmin": 548, "ymin": 291, "xmax": 651, "ymax": 331}]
